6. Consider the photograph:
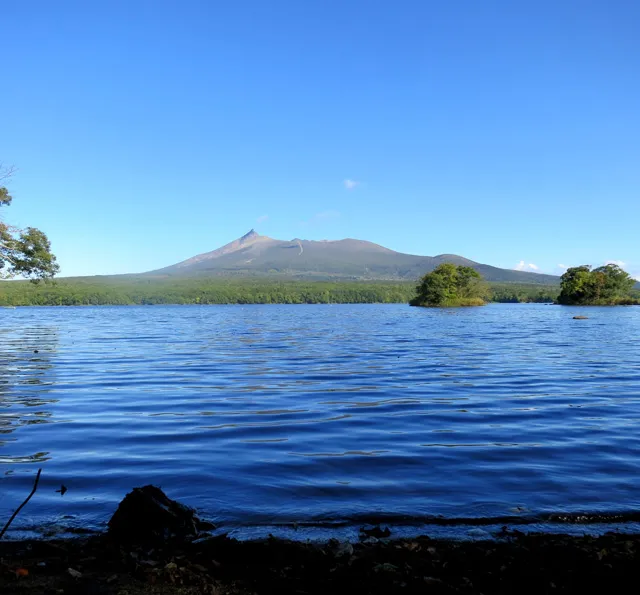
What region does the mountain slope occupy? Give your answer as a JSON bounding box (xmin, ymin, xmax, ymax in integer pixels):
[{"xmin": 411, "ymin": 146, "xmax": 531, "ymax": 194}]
[{"xmin": 149, "ymin": 230, "xmax": 560, "ymax": 284}]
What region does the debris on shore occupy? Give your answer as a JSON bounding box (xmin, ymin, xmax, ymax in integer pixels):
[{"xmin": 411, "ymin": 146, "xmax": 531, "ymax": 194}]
[
  {"xmin": 4, "ymin": 529, "xmax": 640, "ymax": 594},
  {"xmin": 2, "ymin": 486, "xmax": 640, "ymax": 594}
]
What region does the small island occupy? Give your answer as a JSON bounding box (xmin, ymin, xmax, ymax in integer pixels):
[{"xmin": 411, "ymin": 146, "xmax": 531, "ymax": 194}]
[
  {"xmin": 558, "ymin": 264, "xmax": 640, "ymax": 305},
  {"xmin": 410, "ymin": 263, "xmax": 489, "ymax": 307}
]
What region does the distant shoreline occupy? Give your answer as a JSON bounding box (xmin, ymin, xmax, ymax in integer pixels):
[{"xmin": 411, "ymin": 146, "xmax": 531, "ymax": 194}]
[{"xmin": 0, "ymin": 278, "xmax": 562, "ymax": 307}]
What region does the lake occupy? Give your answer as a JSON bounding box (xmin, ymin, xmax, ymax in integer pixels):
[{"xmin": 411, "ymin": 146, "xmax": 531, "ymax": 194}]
[{"xmin": 1, "ymin": 304, "xmax": 640, "ymax": 539}]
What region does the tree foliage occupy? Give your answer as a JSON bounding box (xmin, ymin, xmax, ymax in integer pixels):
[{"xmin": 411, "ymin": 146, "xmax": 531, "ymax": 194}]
[
  {"xmin": 558, "ymin": 264, "xmax": 637, "ymax": 305},
  {"xmin": 410, "ymin": 263, "xmax": 489, "ymax": 307},
  {"xmin": 0, "ymin": 276, "xmax": 576, "ymax": 307},
  {"xmin": 0, "ymin": 278, "xmax": 417, "ymax": 306},
  {"xmin": 490, "ymin": 283, "xmax": 559, "ymax": 303},
  {"xmin": 0, "ymin": 165, "xmax": 59, "ymax": 280}
]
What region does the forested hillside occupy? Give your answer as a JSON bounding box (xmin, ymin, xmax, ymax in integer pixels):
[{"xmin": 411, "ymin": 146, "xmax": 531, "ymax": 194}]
[{"xmin": 0, "ymin": 277, "xmax": 563, "ymax": 306}]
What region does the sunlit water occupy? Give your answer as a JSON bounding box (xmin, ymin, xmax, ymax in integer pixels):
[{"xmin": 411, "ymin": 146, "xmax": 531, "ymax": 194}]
[{"xmin": 1, "ymin": 304, "xmax": 640, "ymax": 539}]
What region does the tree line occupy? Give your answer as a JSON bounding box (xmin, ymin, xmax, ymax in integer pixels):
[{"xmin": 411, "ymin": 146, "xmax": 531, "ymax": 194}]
[
  {"xmin": 0, "ymin": 278, "xmax": 417, "ymax": 306},
  {"xmin": 0, "ymin": 276, "xmax": 567, "ymax": 306}
]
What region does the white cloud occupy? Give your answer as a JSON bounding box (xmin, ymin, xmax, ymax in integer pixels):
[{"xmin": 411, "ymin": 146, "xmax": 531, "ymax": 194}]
[
  {"xmin": 514, "ymin": 261, "xmax": 540, "ymax": 272},
  {"xmin": 557, "ymin": 264, "xmax": 568, "ymax": 271},
  {"xmin": 343, "ymin": 179, "xmax": 360, "ymax": 190},
  {"xmin": 515, "ymin": 261, "xmax": 539, "ymax": 271},
  {"xmin": 256, "ymin": 215, "xmax": 269, "ymax": 223}
]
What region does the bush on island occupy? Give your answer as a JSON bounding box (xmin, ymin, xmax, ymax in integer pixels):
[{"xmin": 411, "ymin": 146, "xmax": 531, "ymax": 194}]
[
  {"xmin": 557, "ymin": 264, "xmax": 639, "ymax": 305},
  {"xmin": 410, "ymin": 263, "xmax": 489, "ymax": 307}
]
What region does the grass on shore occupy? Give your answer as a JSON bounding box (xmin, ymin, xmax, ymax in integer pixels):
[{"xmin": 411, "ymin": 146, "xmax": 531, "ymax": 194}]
[
  {"xmin": 410, "ymin": 297, "xmax": 487, "ymax": 307},
  {"xmin": 565, "ymin": 297, "xmax": 640, "ymax": 306}
]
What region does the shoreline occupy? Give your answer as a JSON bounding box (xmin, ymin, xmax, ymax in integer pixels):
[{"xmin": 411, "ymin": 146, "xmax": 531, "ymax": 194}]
[{"xmin": 2, "ymin": 529, "xmax": 640, "ymax": 594}]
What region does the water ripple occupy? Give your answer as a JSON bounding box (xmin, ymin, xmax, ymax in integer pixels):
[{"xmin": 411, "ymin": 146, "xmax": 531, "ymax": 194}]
[{"xmin": 1, "ymin": 303, "xmax": 640, "ymax": 535}]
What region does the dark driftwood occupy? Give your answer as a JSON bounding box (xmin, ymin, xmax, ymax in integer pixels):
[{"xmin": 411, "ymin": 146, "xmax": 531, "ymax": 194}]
[{"xmin": 0, "ymin": 468, "xmax": 42, "ymax": 539}]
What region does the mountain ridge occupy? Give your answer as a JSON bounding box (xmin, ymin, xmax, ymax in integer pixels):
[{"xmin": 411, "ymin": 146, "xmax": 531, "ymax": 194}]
[{"xmin": 148, "ymin": 230, "xmax": 560, "ymax": 284}]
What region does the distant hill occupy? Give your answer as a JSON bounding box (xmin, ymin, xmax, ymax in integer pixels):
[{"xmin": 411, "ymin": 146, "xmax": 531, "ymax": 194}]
[{"xmin": 147, "ymin": 230, "xmax": 560, "ymax": 284}]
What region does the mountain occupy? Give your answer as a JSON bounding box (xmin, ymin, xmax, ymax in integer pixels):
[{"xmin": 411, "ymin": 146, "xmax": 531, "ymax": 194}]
[{"xmin": 148, "ymin": 230, "xmax": 560, "ymax": 284}]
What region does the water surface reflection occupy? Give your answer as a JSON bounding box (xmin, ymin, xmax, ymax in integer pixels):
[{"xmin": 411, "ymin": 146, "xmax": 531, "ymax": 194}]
[{"xmin": 0, "ymin": 304, "xmax": 639, "ymax": 536}]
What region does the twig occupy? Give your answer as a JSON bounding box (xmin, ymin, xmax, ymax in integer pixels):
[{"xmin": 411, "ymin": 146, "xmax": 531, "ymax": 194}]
[
  {"xmin": 0, "ymin": 468, "xmax": 42, "ymax": 539},
  {"xmin": 0, "ymin": 164, "xmax": 17, "ymax": 182}
]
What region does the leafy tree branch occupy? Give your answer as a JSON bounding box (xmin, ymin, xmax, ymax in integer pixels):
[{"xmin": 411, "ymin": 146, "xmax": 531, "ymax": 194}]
[{"xmin": 0, "ymin": 164, "xmax": 59, "ymax": 281}]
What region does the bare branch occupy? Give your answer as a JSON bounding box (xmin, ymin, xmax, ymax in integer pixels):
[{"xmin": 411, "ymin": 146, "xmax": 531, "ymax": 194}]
[
  {"xmin": 0, "ymin": 163, "xmax": 17, "ymax": 183},
  {"xmin": 0, "ymin": 469, "xmax": 42, "ymax": 539}
]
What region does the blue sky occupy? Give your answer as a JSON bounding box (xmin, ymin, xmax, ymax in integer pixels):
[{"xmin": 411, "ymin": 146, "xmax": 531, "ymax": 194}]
[{"xmin": 2, "ymin": 0, "xmax": 639, "ymax": 278}]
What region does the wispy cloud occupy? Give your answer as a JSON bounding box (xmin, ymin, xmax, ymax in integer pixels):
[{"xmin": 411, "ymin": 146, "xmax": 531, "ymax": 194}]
[
  {"xmin": 343, "ymin": 179, "xmax": 360, "ymax": 190},
  {"xmin": 514, "ymin": 261, "xmax": 539, "ymax": 272},
  {"xmin": 256, "ymin": 214, "xmax": 269, "ymax": 224},
  {"xmin": 557, "ymin": 264, "xmax": 568, "ymax": 271},
  {"xmin": 605, "ymin": 259, "xmax": 626, "ymax": 267}
]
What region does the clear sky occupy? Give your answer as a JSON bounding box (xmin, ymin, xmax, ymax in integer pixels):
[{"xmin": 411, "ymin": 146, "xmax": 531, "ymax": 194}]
[{"xmin": 3, "ymin": 0, "xmax": 639, "ymax": 278}]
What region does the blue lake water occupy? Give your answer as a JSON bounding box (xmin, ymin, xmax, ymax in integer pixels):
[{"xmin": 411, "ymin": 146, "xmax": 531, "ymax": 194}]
[{"xmin": 1, "ymin": 303, "xmax": 640, "ymax": 539}]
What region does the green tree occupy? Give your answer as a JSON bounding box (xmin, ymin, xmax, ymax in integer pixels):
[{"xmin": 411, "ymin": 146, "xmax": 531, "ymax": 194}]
[
  {"xmin": 557, "ymin": 265, "xmax": 593, "ymax": 304},
  {"xmin": 558, "ymin": 264, "xmax": 637, "ymax": 305},
  {"xmin": 593, "ymin": 263, "xmax": 636, "ymax": 299},
  {"xmin": 410, "ymin": 263, "xmax": 489, "ymax": 307},
  {"xmin": 0, "ymin": 165, "xmax": 59, "ymax": 280}
]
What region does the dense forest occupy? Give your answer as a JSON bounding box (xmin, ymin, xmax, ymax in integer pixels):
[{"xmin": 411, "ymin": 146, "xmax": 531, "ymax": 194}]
[{"xmin": 0, "ymin": 276, "xmax": 568, "ymax": 306}]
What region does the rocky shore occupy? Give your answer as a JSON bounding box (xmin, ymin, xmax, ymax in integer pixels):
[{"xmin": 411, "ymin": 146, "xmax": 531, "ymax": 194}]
[
  {"xmin": 4, "ymin": 529, "xmax": 640, "ymax": 594},
  {"xmin": 2, "ymin": 487, "xmax": 639, "ymax": 594}
]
